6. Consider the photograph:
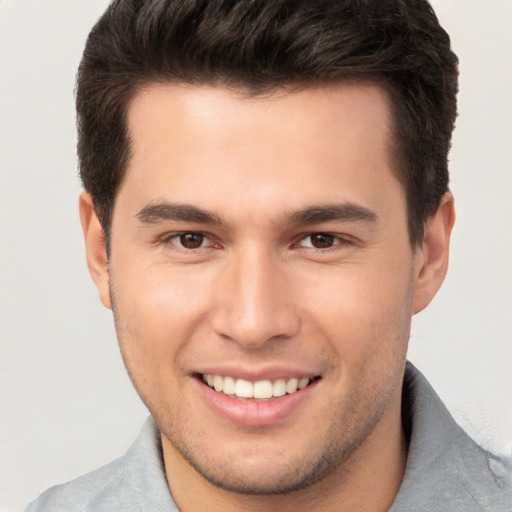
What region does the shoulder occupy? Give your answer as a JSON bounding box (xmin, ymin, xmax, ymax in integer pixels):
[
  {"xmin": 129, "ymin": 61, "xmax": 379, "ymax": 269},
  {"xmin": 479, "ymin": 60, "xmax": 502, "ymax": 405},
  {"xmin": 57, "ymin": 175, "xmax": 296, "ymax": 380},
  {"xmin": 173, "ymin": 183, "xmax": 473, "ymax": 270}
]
[
  {"xmin": 25, "ymin": 417, "xmax": 175, "ymax": 512},
  {"xmin": 391, "ymin": 363, "xmax": 512, "ymax": 512},
  {"xmin": 24, "ymin": 454, "xmax": 136, "ymax": 512}
]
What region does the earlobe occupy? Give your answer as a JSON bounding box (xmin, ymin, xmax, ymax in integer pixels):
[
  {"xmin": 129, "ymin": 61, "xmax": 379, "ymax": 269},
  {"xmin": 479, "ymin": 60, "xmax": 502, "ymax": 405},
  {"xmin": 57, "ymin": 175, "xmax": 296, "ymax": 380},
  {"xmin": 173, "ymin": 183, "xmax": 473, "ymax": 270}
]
[
  {"xmin": 412, "ymin": 192, "xmax": 455, "ymax": 314},
  {"xmin": 79, "ymin": 191, "xmax": 112, "ymax": 310}
]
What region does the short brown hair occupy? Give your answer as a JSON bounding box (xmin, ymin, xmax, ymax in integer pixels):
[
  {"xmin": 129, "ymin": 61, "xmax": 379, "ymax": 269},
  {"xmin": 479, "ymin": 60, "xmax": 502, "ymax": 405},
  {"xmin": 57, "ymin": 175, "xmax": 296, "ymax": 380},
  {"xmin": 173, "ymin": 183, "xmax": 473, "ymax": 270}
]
[{"xmin": 76, "ymin": 0, "xmax": 458, "ymax": 245}]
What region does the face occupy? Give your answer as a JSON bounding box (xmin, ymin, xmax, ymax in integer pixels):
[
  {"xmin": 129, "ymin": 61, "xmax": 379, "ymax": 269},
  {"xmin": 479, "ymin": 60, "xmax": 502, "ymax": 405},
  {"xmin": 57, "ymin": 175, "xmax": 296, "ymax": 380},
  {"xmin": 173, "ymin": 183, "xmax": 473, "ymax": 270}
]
[{"xmin": 82, "ymin": 83, "xmax": 450, "ymax": 496}]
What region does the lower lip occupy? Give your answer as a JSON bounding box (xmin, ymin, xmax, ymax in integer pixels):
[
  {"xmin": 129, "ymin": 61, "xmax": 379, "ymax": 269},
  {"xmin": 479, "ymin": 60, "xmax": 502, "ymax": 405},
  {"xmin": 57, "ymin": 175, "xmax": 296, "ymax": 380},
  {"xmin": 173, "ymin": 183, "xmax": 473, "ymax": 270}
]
[{"xmin": 194, "ymin": 378, "xmax": 317, "ymax": 427}]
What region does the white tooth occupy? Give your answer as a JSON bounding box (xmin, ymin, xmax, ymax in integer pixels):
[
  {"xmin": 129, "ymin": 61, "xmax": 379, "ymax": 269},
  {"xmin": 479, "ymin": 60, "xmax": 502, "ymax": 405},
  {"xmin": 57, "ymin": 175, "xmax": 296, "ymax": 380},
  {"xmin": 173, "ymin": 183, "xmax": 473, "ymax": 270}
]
[
  {"xmin": 253, "ymin": 380, "xmax": 273, "ymax": 399},
  {"xmin": 213, "ymin": 375, "xmax": 224, "ymax": 392},
  {"xmin": 286, "ymin": 378, "xmax": 298, "ymax": 394},
  {"xmin": 223, "ymin": 376, "xmax": 236, "ymax": 395},
  {"xmin": 272, "ymin": 378, "xmax": 286, "ymax": 397},
  {"xmin": 298, "ymin": 377, "xmax": 310, "ymax": 390},
  {"xmin": 206, "ymin": 374, "xmax": 214, "ymax": 387},
  {"xmin": 235, "ymin": 379, "xmax": 254, "ymax": 398}
]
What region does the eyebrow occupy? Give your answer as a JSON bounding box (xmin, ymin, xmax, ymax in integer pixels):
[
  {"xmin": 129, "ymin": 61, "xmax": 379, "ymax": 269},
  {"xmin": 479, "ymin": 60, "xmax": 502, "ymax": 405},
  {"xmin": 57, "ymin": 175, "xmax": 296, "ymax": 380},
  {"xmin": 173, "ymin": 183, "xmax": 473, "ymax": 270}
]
[
  {"xmin": 136, "ymin": 201, "xmax": 377, "ymax": 227},
  {"xmin": 136, "ymin": 202, "xmax": 223, "ymax": 225},
  {"xmin": 287, "ymin": 203, "xmax": 378, "ymax": 225}
]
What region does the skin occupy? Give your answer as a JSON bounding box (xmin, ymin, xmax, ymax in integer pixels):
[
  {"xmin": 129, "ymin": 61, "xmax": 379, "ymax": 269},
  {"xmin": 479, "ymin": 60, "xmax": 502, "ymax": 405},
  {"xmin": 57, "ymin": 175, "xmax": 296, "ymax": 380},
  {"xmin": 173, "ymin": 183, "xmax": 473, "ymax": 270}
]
[{"xmin": 80, "ymin": 83, "xmax": 454, "ymax": 512}]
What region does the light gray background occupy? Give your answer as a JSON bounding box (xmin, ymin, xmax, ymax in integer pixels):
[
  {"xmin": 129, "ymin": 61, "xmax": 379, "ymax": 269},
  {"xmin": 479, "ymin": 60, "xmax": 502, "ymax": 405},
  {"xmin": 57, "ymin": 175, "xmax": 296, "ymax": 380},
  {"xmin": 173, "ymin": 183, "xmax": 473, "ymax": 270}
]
[{"xmin": 0, "ymin": 1, "xmax": 510, "ymax": 511}]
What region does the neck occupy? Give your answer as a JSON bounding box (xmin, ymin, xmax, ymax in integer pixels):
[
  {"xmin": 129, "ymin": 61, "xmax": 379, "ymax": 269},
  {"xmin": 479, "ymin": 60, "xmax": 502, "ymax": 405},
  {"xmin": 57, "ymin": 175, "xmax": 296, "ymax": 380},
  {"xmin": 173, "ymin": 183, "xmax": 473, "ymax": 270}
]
[{"xmin": 162, "ymin": 394, "xmax": 407, "ymax": 512}]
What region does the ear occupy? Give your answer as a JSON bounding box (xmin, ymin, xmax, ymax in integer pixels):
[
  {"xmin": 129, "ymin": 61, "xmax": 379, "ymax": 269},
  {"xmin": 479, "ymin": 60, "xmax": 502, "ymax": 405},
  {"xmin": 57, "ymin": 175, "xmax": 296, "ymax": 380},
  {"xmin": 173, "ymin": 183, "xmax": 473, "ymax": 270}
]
[
  {"xmin": 412, "ymin": 192, "xmax": 455, "ymax": 314},
  {"xmin": 79, "ymin": 191, "xmax": 112, "ymax": 310}
]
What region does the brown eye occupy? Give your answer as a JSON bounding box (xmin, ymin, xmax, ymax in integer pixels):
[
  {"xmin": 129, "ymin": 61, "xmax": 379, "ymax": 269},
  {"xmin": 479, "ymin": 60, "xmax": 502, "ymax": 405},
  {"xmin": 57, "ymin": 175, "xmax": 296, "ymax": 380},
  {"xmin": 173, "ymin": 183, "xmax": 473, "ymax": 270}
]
[
  {"xmin": 179, "ymin": 233, "xmax": 205, "ymax": 249},
  {"xmin": 309, "ymin": 233, "xmax": 335, "ymax": 248}
]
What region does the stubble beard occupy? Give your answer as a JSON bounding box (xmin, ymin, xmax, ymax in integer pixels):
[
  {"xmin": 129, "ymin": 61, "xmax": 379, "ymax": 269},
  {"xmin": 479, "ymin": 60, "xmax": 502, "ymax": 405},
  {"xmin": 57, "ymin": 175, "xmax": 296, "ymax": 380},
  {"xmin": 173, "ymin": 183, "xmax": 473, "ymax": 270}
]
[
  {"xmin": 109, "ymin": 275, "xmax": 411, "ymax": 497},
  {"xmin": 154, "ymin": 366, "xmax": 404, "ymax": 497},
  {"xmin": 162, "ymin": 419, "xmax": 377, "ymax": 496},
  {"xmin": 119, "ymin": 339, "xmax": 405, "ymax": 496}
]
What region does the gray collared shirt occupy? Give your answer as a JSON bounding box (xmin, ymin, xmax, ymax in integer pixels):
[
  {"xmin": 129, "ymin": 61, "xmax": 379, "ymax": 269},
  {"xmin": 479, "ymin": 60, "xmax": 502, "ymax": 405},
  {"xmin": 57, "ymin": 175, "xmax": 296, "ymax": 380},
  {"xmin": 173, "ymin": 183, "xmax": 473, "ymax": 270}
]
[{"xmin": 26, "ymin": 363, "xmax": 511, "ymax": 511}]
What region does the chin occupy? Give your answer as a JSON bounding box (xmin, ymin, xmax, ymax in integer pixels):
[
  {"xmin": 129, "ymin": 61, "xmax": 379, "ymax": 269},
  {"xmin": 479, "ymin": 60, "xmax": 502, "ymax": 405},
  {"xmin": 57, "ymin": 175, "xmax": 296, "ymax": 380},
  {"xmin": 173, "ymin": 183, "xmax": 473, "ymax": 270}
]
[{"xmin": 160, "ymin": 418, "xmax": 366, "ymax": 496}]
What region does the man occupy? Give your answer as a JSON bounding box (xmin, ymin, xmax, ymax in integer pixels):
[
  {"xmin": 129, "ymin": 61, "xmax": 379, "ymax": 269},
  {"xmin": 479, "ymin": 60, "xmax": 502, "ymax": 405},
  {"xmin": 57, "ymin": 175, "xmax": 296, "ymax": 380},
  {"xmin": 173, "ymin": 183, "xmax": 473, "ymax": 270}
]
[{"xmin": 26, "ymin": 0, "xmax": 511, "ymax": 510}]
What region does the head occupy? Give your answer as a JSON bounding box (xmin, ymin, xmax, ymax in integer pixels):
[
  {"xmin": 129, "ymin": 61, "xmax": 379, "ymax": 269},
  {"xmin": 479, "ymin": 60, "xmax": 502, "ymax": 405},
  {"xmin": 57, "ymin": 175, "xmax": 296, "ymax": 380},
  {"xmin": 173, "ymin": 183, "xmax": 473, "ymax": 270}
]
[
  {"xmin": 77, "ymin": 0, "xmax": 458, "ymax": 249},
  {"xmin": 77, "ymin": 0, "xmax": 457, "ymax": 506}
]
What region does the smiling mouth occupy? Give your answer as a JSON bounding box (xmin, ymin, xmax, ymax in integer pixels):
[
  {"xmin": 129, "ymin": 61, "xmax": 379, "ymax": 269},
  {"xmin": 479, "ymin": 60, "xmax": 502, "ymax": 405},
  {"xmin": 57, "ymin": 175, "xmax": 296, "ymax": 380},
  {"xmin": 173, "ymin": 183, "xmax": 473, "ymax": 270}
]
[{"xmin": 199, "ymin": 373, "xmax": 321, "ymax": 401}]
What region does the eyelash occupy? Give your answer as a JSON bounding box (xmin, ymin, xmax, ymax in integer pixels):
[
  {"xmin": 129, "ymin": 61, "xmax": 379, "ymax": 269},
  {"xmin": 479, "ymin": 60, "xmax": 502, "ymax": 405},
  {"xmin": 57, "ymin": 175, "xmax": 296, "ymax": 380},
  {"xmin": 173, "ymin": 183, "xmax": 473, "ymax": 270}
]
[
  {"xmin": 160, "ymin": 232, "xmax": 217, "ymax": 250},
  {"xmin": 293, "ymin": 233, "xmax": 352, "ymax": 250},
  {"xmin": 160, "ymin": 231, "xmax": 352, "ymax": 251}
]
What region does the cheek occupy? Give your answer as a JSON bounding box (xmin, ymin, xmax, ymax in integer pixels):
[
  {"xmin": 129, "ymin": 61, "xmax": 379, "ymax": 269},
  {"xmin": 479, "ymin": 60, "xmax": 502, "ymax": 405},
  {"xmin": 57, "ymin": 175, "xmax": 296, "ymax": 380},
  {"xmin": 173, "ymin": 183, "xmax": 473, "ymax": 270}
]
[
  {"xmin": 109, "ymin": 261, "xmax": 211, "ymax": 370},
  {"xmin": 115, "ymin": 257, "xmax": 209, "ymax": 318},
  {"xmin": 300, "ymin": 260, "xmax": 413, "ymax": 361},
  {"xmin": 113, "ymin": 261, "xmax": 238, "ymax": 394}
]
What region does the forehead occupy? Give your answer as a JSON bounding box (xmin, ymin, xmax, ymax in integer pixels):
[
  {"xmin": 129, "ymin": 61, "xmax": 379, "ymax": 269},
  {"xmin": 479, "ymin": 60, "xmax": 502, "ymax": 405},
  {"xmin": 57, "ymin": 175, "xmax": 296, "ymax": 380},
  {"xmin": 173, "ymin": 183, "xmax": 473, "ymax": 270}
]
[
  {"xmin": 119, "ymin": 82, "xmax": 403, "ymax": 223},
  {"xmin": 126, "ymin": 82, "xmax": 392, "ymax": 153}
]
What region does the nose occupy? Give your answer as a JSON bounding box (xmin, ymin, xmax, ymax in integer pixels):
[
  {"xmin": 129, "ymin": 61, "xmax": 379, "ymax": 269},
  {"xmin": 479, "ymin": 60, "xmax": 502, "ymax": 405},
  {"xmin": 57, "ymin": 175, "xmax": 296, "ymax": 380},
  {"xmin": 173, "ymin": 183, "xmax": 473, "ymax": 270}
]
[{"xmin": 211, "ymin": 246, "xmax": 300, "ymax": 348}]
